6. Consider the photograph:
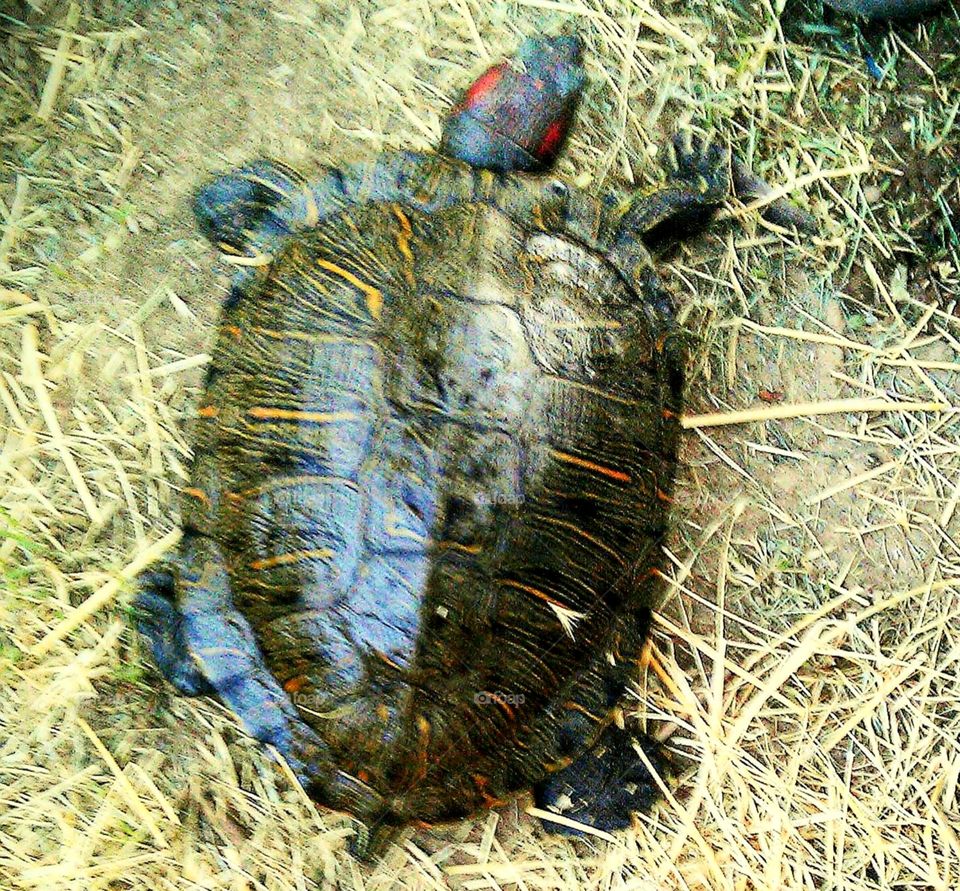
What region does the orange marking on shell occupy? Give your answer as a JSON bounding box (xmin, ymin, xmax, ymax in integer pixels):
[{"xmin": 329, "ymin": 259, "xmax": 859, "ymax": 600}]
[
  {"xmin": 413, "ymin": 715, "xmax": 431, "ymax": 781},
  {"xmin": 500, "ymin": 578, "xmax": 567, "ymax": 609},
  {"xmin": 249, "ymin": 548, "xmax": 333, "ymax": 570},
  {"xmin": 356, "ymin": 768, "xmax": 370, "ymax": 783},
  {"xmin": 539, "ymin": 515, "xmax": 623, "ymax": 564},
  {"xmin": 391, "ymin": 204, "xmax": 416, "ymax": 287},
  {"xmin": 374, "ymin": 650, "xmax": 403, "ymax": 671},
  {"xmin": 224, "ymin": 492, "xmax": 243, "ymax": 504},
  {"xmin": 492, "ymin": 694, "xmax": 516, "ymax": 722},
  {"xmin": 551, "ymin": 449, "xmax": 632, "ymax": 484},
  {"xmin": 222, "ymin": 324, "xmax": 242, "ymax": 340},
  {"xmin": 655, "ymin": 334, "xmax": 668, "ymax": 352},
  {"xmin": 662, "ymin": 408, "xmax": 677, "ymax": 419},
  {"xmin": 438, "ymin": 540, "xmax": 483, "ymax": 555},
  {"xmin": 182, "ymin": 487, "xmax": 210, "ymax": 505},
  {"xmin": 656, "ymin": 488, "xmax": 674, "ymax": 503},
  {"xmin": 417, "ymin": 715, "xmax": 431, "ymax": 742},
  {"xmin": 196, "ymin": 405, "xmax": 219, "ymax": 418},
  {"xmin": 314, "ymin": 257, "xmax": 383, "ymax": 320},
  {"xmin": 563, "ymin": 701, "xmax": 602, "ymax": 721},
  {"xmin": 283, "ymin": 675, "xmax": 308, "ymax": 694},
  {"xmin": 471, "ymin": 774, "xmax": 508, "ymax": 808}
]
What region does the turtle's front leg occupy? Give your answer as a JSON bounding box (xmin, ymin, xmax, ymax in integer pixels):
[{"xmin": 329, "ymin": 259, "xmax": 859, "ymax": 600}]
[
  {"xmin": 613, "ymin": 130, "xmax": 732, "ymax": 247},
  {"xmin": 193, "ymin": 160, "xmax": 308, "ymax": 253},
  {"xmin": 614, "ymin": 129, "xmax": 816, "ymax": 244}
]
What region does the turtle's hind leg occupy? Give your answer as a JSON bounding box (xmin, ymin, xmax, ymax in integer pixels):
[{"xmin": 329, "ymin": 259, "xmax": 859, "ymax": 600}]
[
  {"xmin": 518, "ymin": 600, "xmax": 674, "ymax": 837},
  {"xmin": 534, "ymin": 723, "xmax": 668, "ymax": 836},
  {"xmin": 134, "ymin": 569, "xmax": 213, "ymax": 696},
  {"xmin": 136, "ymin": 534, "xmax": 399, "ymax": 856}
]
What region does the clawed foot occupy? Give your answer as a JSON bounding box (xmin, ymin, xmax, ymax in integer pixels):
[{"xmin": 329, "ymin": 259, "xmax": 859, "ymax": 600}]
[
  {"xmin": 193, "ymin": 160, "xmax": 305, "ymax": 252},
  {"xmin": 534, "ymin": 724, "xmax": 668, "ymax": 835},
  {"xmin": 664, "ymin": 129, "xmax": 732, "ymax": 205}
]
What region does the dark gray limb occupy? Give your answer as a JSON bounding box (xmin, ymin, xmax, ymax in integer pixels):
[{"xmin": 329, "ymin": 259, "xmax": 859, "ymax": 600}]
[
  {"xmin": 731, "ymin": 159, "xmax": 819, "ymax": 234},
  {"xmin": 193, "ymin": 159, "xmax": 306, "ymax": 252},
  {"xmin": 534, "ymin": 723, "xmax": 668, "ymax": 835},
  {"xmin": 134, "ymin": 571, "xmax": 213, "ymax": 696}
]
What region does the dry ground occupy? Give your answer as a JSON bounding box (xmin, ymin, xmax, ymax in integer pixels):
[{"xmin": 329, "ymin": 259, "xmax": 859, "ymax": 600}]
[{"xmin": 1, "ymin": 1, "xmax": 959, "ymax": 889}]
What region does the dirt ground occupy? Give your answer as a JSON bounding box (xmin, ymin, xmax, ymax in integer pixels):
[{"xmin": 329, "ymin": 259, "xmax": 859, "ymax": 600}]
[{"xmin": 1, "ymin": 1, "xmax": 958, "ymax": 889}]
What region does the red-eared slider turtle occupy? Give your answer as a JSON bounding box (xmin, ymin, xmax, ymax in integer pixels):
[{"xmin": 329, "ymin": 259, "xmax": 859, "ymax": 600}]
[{"xmin": 137, "ymin": 35, "xmax": 738, "ymax": 856}]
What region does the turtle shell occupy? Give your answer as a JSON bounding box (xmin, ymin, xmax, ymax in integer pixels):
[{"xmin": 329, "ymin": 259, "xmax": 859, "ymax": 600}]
[{"xmin": 140, "ymin": 148, "xmax": 685, "ymax": 847}]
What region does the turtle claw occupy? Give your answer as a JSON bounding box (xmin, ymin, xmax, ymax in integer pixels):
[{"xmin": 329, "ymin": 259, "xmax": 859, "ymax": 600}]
[
  {"xmin": 664, "ymin": 129, "xmax": 731, "ymax": 204},
  {"xmin": 666, "ymin": 129, "xmax": 818, "ymax": 234},
  {"xmin": 611, "ymin": 128, "xmax": 731, "ymax": 247},
  {"xmin": 347, "ymin": 817, "xmax": 403, "ymax": 861}
]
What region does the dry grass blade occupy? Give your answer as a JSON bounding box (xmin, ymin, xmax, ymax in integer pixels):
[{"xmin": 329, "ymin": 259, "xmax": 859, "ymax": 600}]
[
  {"xmin": 681, "ymin": 397, "xmax": 950, "ymax": 428},
  {"xmin": 20, "ymin": 324, "xmax": 101, "ymax": 523},
  {"xmin": 31, "ymin": 528, "xmax": 181, "ymax": 657},
  {"xmin": 36, "ymin": 3, "xmax": 80, "ymax": 121},
  {"xmin": 76, "ymin": 717, "xmax": 168, "ymax": 849}
]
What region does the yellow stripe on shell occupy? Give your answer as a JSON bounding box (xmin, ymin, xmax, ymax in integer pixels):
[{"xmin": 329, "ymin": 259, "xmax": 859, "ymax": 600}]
[
  {"xmin": 249, "ymin": 326, "xmax": 374, "ymax": 346},
  {"xmin": 250, "ymin": 548, "xmax": 334, "ymax": 570},
  {"xmin": 314, "ymin": 257, "xmax": 384, "ymax": 320},
  {"xmin": 390, "ymin": 203, "xmax": 416, "ymax": 286},
  {"xmin": 246, "ymin": 407, "xmax": 360, "ymax": 423},
  {"xmin": 499, "ymin": 578, "xmax": 568, "ymax": 609},
  {"xmin": 543, "ymin": 374, "xmax": 643, "ymax": 406},
  {"xmin": 536, "ymin": 514, "xmax": 625, "ymax": 566}
]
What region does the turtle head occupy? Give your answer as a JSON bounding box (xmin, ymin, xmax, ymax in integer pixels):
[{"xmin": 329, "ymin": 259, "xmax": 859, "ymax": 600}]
[{"xmin": 440, "ymin": 34, "xmax": 585, "ymax": 174}]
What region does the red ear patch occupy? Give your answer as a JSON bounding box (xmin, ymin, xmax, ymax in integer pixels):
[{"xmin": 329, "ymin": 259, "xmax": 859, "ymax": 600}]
[
  {"xmin": 463, "ymin": 63, "xmax": 505, "ymax": 111},
  {"xmin": 441, "ymin": 36, "xmax": 585, "ymax": 172},
  {"xmin": 535, "ymin": 118, "xmax": 568, "ymax": 161}
]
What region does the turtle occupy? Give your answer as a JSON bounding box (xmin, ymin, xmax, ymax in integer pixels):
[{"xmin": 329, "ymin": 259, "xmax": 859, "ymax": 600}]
[{"xmin": 136, "ymin": 34, "xmax": 740, "ymax": 857}]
